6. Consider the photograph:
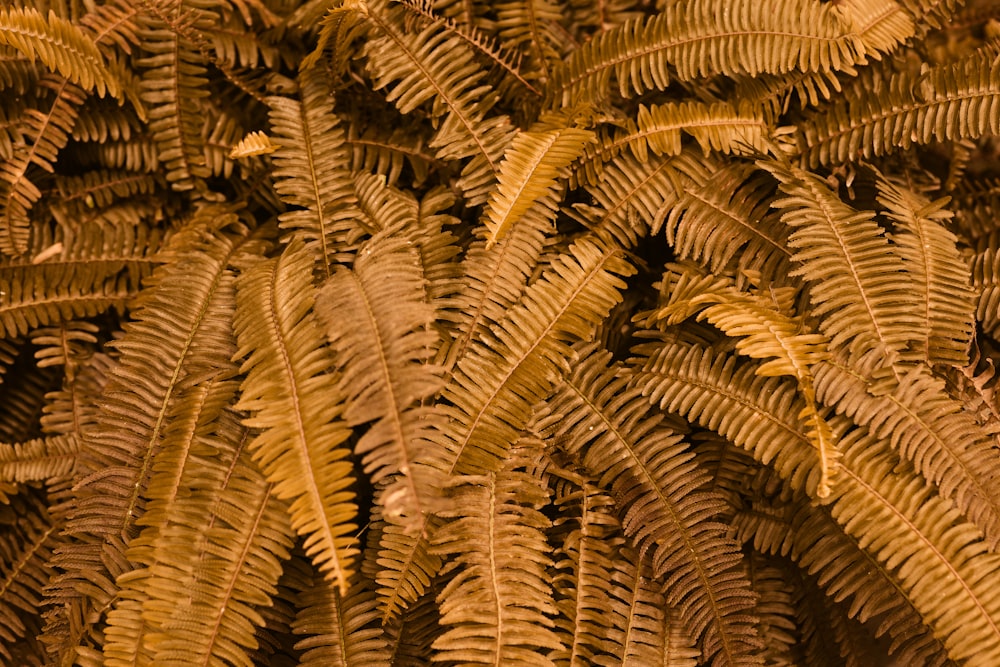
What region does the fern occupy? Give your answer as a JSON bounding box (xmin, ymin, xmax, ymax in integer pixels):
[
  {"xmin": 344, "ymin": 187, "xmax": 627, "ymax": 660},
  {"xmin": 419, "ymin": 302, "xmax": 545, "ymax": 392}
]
[{"xmin": 233, "ymin": 240, "xmax": 359, "ymax": 595}]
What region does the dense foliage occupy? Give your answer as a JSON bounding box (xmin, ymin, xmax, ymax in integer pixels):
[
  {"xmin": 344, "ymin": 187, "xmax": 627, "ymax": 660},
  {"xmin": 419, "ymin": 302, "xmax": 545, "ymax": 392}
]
[{"xmin": 2, "ymin": 0, "xmax": 1000, "ymax": 664}]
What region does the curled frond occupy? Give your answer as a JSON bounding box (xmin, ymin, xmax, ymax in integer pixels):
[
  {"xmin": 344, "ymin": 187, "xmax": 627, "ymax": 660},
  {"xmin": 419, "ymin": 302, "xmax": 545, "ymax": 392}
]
[{"xmin": 229, "ymin": 130, "xmax": 279, "ymax": 159}]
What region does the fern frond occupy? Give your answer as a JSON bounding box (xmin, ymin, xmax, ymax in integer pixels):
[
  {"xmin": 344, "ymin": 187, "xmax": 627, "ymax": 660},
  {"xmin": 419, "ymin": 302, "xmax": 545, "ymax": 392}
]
[
  {"xmin": 548, "ymin": 0, "xmax": 912, "ymax": 107},
  {"xmin": 42, "ymin": 217, "xmax": 243, "ymax": 662},
  {"xmin": 427, "ymin": 235, "xmax": 634, "ymax": 479},
  {"xmin": 734, "ymin": 494, "xmax": 954, "ymax": 666},
  {"xmin": 0, "ymin": 493, "xmax": 59, "ymax": 662},
  {"xmin": 573, "ymin": 149, "xmax": 715, "ymax": 248},
  {"xmin": 798, "ymin": 49, "xmax": 1000, "ymax": 167},
  {"xmin": 814, "ymin": 359, "xmax": 1000, "ymax": 548},
  {"xmin": 267, "ymin": 68, "xmax": 360, "ymax": 276},
  {"xmin": 229, "ymin": 130, "xmax": 279, "ymax": 159},
  {"xmin": 0, "ymin": 434, "xmax": 76, "ymax": 483},
  {"xmin": 135, "ymin": 6, "xmax": 211, "ymax": 192},
  {"xmin": 541, "ymin": 346, "xmax": 763, "ymax": 666},
  {"xmin": 0, "ymin": 7, "xmax": 121, "ymax": 98},
  {"xmin": 292, "ymin": 571, "xmax": 391, "ymax": 666},
  {"xmin": 547, "ymin": 475, "xmax": 624, "ymax": 666},
  {"xmin": 662, "ymin": 162, "xmax": 792, "ymax": 286},
  {"xmin": 761, "ymin": 159, "xmax": 921, "ymax": 375},
  {"xmin": 109, "ymin": 422, "xmax": 296, "ymax": 667},
  {"xmin": 484, "ymin": 126, "xmax": 595, "ymax": 249},
  {"xmin": 233, "ymin": 240, "xmax": 358, "ymax": 595},
  {"xmin": 361, "ymin": 2, "xmax": 516, "ymax": 204},
  {"xmin": 431, "ymin": 450, "xmax": 562, "ymax": 666},
  {"xmin": 875, "ymin": 172, "xmax": 976, "ymax": 367},
  {"xmin": 314, "ymin": 232, "xmax": 445, "ymax": 526},
  {"xmin": 638, "ymin": 340, "xmax": 1000, "ymax": 664},
  {"xmin": 0, "ymin": 76, "xmax": 85, "ymax": 255}
]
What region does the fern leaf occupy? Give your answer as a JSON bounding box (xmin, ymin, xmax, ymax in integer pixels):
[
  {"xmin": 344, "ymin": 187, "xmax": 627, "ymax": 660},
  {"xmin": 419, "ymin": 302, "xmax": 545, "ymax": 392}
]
[
  {"xmin": 292, "ymin": 571, "xmax": 391, "ymax": 666},
  {"xmin": 42, "ymin": 216, "xmax": 243, "ymax": 662},
  {"xmin": 0, "ymin": 493, "xmax": 59, "ymax": 662},
  {"xmin": 314, "ymin": 232, "xmax": 445, "ymax": 526},
  {"xmin": 548, "ymin": 0, "xmax": 912, "ymax": 107},
  {"xmin": 540, "ymin": 347, "xmax": 763, "ymax": 666},
  {"xmin": 135, "ymin": 6, "xmax": 211, "ymax": 192},
  {"xmin": 0, "ymin": 434, "xmax": 76, "ymax": 483},
  {"xmin": 760, "ymin": 159, "xmax": 921, "ymax": 375},
  {"xmin": 0, "ymin": 7, "xmax": 121, "ymax": 98},
  {"xmin": 798, "ymin": 49, "xmax": 1000, "ymax": 167},
  {"xmin": 875, "ymin": 172, "xmax": 976, "ymax": 367},
  {"xmin": 484, "ymin": 126, "xmax": 595, "ymax": 249},
  {"xmin": 814, "ymin": 360, "xmax": 1000, "ymax": 549},
  {"xmin": 431, "ymin": 451, "xmax": 563, "ymax": 666},
  {"xmin": 233, "ymin": 240, "xmax": 358, "ymax": 595},
  {"xmin": 112, "ymin": 428, "xmax": 296, "ymax": 667},
  {"xmin": 361, "ymin": 1, "xmax": 516, "ymax": 204},
  {"xmin": 662, "ymin": 162, "xmax": 792, "ymax": 286},
  {"xmin": 547, "ymin": 477, "xmax": 624, "ymax": 666},
  {"xmin": 428, "ymin": 235, "xmax": 634, "ymax": 479},
  {"xmin": 0, "ymin": 76, "xmax": 84, "ymax": 255},
  {"xmin": 267, "ymin": 68, "xmax": 360, "ymax": 275},
  {"xmin": 638, "ymin": 341, "xmax": 1000, "ymax": 664}
]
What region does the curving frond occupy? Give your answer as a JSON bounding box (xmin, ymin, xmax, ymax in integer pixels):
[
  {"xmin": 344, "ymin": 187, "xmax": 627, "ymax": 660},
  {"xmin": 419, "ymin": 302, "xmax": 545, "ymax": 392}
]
[
  {"xmin": 798, "ymin": 49, "xmax": 1000, "ymax": 167},
  {"xmin": 541, "ymin": 345, "xmax": 763, "ymax": 666},
  {"xmin": 293, "ymin": 570, "xmax": 391, "ymax": 666},
  {"xmin": 426, "ymin": 235, "xmax": 634, "ymax": 479},
  {"xmin": 761, "ymin": 159, "xmax": 921, "ymax": 375},
  {"xmin": 483, "ymin": 126, "xmax": 594, "ymax": 249},
  {"xmin": 267, "ymin": 68, "xmax": 360, "ymax": 275},
  {"xmin": 548, "ymin": 0, "xmax": 912, "ymax": 107},
  {"xmin": 431, "ymin": 448, "xmax": 562, "ymax": 666},
  {"xmin": 875, "ymin": 172, "xmax": 976, "ymax": 367},
  {"xmin": 0, "ymin": 7, "xmax": 121, "ymax": 98},
  {"xmin": 662, "ymin": 162, "xmax": 792, "ymax": 286},
  {"xmin": 314, "ymin": 232, "xmax": 445, "ymax": 527},
  {"xmin": 360, "ymin": 0, "xmax": 517, "ymax": 204},
  {"xmin": 233, "ymin": 240, "xmax": 358, "ymax": 595}
]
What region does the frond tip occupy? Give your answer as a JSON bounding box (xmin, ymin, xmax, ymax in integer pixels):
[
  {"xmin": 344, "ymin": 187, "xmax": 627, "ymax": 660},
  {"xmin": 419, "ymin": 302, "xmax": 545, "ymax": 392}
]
[
  {"xmin": 229, "ymin": 130, "xmax": 280, "ymax": 159},
  {"xmin": 484, "ymin": 127, "xmax": 595, "ymax": 249}
]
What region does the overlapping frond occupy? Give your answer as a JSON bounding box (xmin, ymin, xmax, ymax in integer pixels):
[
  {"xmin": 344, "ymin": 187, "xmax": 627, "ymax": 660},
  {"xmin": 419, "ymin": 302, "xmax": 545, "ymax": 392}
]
[
  {"xmin": 292, "ymin": 570, "xmax": 391, "ymax": 666},
  {"xmin": 541, "ymin": 345, "xmax": 763, "ymax": 666},
  {"xmin": 875, "ymin": 172, "xmax": 976, "ymax": 366},
  {"xmin": 425, "ymin": 235, "xmax": 634, "ymax": 478},
  {"xmin": 548, "ymin": 0, "xmax": 912, "ymax": 107},
  {"xmin": 267, "ymin": 68, "xmax": 360, "ymax": 274},
  {"xmin": 483, "ymin": 126, "xmax": 595, "ymax": 249},
  {"xmin": 798, "ymin": 50, "xmax": 1000, "ymax": 167},
  {"xmin": 233, "ymin": 240, "xmax": 358, "ymax": 595},
  {"xmin": 135, "ymin": 4, "xmax": 211, "ymax": 192},
  {"xmin": 314, "ymin": 232, "xmax": 445, "ymax": 527},
  {"xmin": 431, "ymin": 449, "xmax": 562, "ymax": 666},
  {"xmin": 0, "ymin": 76, "xmax": 84, "ymax": 255},
  {"xmin": 0, "ymin": 7, "xmax": 121, "ymax": 98},
  {"xmin": 761, "ymin": 159, "xmax": 921, "ymax": 375},
  {"xmin": 42, "ymin": 216, "xmax": 243, "ymax": 661},
  {"xmin": 360, "ymin": 0, "xmax": 517, "ymax": 204},
  {"xmin": 661, "ymin": 162, "xmax": 792, "ymax": 286}
]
